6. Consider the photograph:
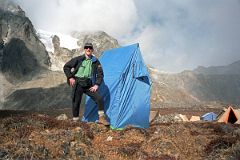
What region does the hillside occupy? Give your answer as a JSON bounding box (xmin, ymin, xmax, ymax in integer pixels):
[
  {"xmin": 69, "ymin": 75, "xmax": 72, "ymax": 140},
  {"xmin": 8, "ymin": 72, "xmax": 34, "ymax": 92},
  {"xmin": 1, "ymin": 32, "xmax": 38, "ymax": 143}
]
[{"xmin": 0, "ymin": 111, "xmax": 240, "ymax": 160}]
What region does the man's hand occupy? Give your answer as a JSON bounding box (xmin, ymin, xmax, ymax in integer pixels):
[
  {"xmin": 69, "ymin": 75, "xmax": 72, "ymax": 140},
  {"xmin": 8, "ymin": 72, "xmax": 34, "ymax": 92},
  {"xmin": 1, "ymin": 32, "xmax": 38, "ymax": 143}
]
[
  {"xmin": 89, "ymin": 85, "xmax": 99, "ymax": 92},
  {"xmin": 69, "ymin": 78, "xmax": 75, "ymax": 87}
]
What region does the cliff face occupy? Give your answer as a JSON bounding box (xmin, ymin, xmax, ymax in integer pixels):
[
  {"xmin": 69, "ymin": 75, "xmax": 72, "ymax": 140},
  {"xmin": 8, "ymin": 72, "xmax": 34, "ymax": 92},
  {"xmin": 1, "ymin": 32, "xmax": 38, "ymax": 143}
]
[
  {"xmin": 0, "ymin": 1, "xmax": 50, "ymax": 81},
  {"xmin": 0, "ymin": 1, "xmax": 51, "ymax": 109}
]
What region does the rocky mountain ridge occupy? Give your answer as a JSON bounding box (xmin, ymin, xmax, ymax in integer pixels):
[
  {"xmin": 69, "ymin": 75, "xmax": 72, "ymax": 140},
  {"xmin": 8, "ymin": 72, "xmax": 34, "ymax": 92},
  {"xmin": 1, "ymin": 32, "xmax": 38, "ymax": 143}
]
[
  {"xmin": 194, "ymin": 60, "xmax": 240, "ymax": 75},
  {"xmin": 150, "ymin": 63, "xmax": 240, "ymax": 107}
]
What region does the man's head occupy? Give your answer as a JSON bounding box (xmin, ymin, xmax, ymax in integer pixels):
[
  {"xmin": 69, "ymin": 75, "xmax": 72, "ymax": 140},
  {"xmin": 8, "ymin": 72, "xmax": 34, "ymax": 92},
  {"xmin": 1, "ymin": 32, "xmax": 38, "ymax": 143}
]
[{"xmin": 84, "ymin": 43, "xmax": 94, "ymax": 57}]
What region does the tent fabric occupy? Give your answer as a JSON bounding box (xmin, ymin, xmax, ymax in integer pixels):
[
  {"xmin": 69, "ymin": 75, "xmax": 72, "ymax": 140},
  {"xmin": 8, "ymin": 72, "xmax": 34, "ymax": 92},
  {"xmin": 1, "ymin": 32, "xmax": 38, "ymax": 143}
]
[
  {"xmin": 217, "ymin": 106, "xmax": 240, "ymax": 124},
  {"xmin": 82, "ymin": 43, "xmax": 152, "ymax": 129},
  {"xmin": 201, "ymin": 112, "xmax": 217, "ymax": 121}
]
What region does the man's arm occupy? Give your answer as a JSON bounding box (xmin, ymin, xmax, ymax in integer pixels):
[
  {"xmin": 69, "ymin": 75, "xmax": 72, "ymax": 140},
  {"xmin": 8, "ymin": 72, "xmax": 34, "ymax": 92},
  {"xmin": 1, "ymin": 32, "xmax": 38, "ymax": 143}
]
[{"xmin": 63, "ymin": 57, "xmax": 78, "ymax": 79}]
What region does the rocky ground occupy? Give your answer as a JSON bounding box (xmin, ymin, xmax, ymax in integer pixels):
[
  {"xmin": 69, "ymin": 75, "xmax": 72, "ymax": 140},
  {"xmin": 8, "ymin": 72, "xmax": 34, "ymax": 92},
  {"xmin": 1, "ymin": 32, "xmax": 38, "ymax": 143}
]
[{"xmin": 0, "ymin": 109, "xmax": 240, "ymax": 160}]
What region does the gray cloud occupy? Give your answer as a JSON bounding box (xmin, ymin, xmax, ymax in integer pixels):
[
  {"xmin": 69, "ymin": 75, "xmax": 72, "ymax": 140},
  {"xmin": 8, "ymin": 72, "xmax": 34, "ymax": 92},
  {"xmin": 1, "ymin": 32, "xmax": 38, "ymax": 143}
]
[
  {"xmin": 14, "ymin": 0, "xmax": 138, "ymax": 38},
  {"xmin": 14, "ymin": 0, "xmax": 240, "ymax": 72}
]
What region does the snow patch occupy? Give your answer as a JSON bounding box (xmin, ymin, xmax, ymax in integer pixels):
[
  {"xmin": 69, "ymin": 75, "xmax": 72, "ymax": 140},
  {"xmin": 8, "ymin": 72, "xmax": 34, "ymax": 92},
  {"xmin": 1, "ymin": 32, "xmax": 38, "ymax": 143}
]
[{"xmin": 37, "ymin": 29, "xmax": 79, "ymax": 52}]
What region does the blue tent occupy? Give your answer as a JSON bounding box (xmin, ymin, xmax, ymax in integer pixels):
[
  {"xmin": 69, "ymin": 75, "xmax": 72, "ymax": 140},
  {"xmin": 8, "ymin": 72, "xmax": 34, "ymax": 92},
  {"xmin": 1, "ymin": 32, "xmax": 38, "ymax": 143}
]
[
  {"xmin": 82, "ymin": 43, "xmax": 151, "ymax": 129},
  {"xmin": 201, "ymin": 112, "xmax": 217, "ymax": 121}
]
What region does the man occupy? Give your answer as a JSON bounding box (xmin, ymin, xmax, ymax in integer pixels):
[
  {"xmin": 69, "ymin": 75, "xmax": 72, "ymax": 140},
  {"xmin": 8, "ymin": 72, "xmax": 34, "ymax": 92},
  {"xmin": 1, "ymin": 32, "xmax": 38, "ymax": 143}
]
[{"xmin": 63, "ymin": 42, "xmax": 108, "ymax": 125}]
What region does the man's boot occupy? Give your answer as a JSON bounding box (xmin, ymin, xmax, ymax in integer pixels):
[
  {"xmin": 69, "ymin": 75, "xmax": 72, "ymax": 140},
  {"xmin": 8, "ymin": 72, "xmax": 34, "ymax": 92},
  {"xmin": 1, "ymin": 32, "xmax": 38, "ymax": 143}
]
[
  {"xmin": 72, "ymin": 117, "xmax": 79, "ymax": 122},
  {"xmin": 98, "ymin": 111, "xmax": 110, "ymax": 125}
]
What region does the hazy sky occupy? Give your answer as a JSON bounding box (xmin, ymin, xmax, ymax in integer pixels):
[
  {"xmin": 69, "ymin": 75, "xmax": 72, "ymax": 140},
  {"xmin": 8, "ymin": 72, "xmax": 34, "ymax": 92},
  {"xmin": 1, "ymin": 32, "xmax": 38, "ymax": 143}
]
[{"xmin": 14, "ymin": 0, "xmax": 240, "ymax": 72}]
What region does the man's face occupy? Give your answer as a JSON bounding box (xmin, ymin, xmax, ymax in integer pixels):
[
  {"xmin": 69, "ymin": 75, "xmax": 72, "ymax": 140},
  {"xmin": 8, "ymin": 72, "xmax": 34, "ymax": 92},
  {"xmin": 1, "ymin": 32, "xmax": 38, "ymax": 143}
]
[{"xmin": 84, "ymin": 46, "xmax": 93, "ymax": 56}]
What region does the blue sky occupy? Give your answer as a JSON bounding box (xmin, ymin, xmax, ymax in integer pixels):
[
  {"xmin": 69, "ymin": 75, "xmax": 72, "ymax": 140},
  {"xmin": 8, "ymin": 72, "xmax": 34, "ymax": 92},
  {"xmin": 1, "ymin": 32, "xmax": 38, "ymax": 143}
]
[{"xmin": 14, "ymin": 0, "xmax": 240, "ymax": 72}]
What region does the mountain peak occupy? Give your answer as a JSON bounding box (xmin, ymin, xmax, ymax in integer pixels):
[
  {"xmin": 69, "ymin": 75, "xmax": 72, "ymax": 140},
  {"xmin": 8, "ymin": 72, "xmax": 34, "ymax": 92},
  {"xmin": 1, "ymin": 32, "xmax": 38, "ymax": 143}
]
[{"xmin": 0, "ymin": 1, "xmax": 25, "ymax": 16}]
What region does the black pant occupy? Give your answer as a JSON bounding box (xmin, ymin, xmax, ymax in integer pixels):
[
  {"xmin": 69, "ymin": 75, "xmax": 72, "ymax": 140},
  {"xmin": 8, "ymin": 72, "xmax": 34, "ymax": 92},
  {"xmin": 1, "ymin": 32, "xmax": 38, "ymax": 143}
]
[{"xmin": 72, "ymin": 83, "xmax": 104, "ymax": 117}]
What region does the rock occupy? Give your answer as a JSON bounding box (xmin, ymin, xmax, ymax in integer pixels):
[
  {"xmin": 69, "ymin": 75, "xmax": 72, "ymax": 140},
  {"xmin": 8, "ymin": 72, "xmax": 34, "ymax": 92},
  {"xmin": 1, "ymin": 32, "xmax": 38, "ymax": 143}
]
[
  {"xmin": 152, "ymin": 113, "xmax": 189, "ymax": 123},
  {"xmin": 0, "ymin": 149, "xmax": 7, "ymax": 158},
  {"xmin": 75, "ymin": 148, "xmax": 85, "ymax": 157},
  {"xmin": 106, "ymin": 136, "xmax": 113, "ymax": 141},
  {"xmin": 233, "ymin": 129, "xmax": 240, "ymax": 137},
  {"xmin": 56, "ymin": 114, "xmax": 68, "ymax": 120},
  {"xmin": 52, "ymin": 35, "xmax": 60, "ymax": 54},
  {"xmin": 61, "ymin": 142, "xmax": 70, "ymax": 155},
  {"xmin": 70, "ymin": 141, "xmax": 77, "ymax": 147}
]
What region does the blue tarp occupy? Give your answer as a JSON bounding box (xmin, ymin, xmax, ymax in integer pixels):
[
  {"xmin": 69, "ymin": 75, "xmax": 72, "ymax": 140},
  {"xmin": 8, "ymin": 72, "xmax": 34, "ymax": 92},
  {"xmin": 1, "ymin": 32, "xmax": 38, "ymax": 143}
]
[
  {"xmin": 201, "ymin": 112, "xmax": 217, "ymax": 121},
  {"xmin": 82, "ymin": 43, "xmax": 151, "ymax": 129}
]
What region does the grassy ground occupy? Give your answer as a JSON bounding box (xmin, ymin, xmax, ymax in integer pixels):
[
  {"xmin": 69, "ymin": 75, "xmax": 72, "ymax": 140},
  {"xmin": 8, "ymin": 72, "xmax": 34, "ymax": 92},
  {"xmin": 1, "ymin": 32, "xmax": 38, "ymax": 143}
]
[{"xmin": 0, "ymin": 109, "xmax": 240, "ymax": 159}]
